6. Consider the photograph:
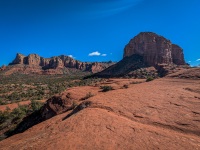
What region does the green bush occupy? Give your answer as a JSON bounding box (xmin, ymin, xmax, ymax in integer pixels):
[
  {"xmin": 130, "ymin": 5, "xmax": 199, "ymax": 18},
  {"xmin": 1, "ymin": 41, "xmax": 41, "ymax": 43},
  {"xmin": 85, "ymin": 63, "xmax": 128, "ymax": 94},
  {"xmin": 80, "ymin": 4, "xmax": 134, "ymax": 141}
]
[
  {"xmin": 100, "ymin": 86, "xmax": 113, "ymax": 92},
  {"xmin": 0, "ymin": 99, "xmax": 6, "ymax": 105},
  {"xmin": 0, "ymin": 101, "xmax": 44, "ymax": 140},
  {"xmin": 0, "ymin": 110, "xmax": 10, "ymax": 124},
  {"xmin": 11, "ymin": 105, "xmax": 28, "ymax": 120},
  {"xmin": 31, "ymin": 100, "xmax": 43, "ymax": 111},
  {"xmin": 0, "ymin": 74, "xmax": 104, "ymax": 104},
  {"xmin": 146, "ymin": 76, "xmax": 154, "ymax": 82}
]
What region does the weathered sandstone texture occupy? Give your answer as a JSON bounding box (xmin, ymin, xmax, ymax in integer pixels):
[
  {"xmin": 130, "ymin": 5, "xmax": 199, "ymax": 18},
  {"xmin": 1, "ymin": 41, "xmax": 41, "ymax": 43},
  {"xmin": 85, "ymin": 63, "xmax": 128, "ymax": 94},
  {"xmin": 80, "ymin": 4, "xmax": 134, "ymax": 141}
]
[
  {"xmin": 123, "ymin": 32, "xmax": 186, "ymax": 66},
  {"xmin": 8, "ymin": 54, "xmax": 114, "ymax": 74}
]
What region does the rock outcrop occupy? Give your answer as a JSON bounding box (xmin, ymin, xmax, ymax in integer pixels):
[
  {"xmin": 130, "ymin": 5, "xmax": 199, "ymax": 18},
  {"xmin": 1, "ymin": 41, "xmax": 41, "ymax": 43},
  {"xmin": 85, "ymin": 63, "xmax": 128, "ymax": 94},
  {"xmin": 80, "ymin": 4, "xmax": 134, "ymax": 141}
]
[
  {"xmin": 123, "ymin": 32, "xmax": 186, "ymax": 66},
  {"xmin": 41, "ymin": 95, "xmax": 74, "ymax": 120},
  {"xmin": 11, "ymin": 53, "xmax": 26, "ymax": 64},
  {"xmin": 171, "ymin": 44, "xmax": 185, "ymax": 65},
  {"xmin": 92, "ymin": 54, "xmax": 146, "ymax": 78},
  {"xmin": 94, "ymin": 32, "xmax": 188, "ymax": 78},
  {"xmin": 0, "ymin": 65, "xmax": 6, "ymax": 71},
  {"xmin": 9, "ymin": 95, "xmax": 76, "ymax": 135},
  {"xmin": 6, "ymin": 53, "xmax": 115, "ymax": 75}
]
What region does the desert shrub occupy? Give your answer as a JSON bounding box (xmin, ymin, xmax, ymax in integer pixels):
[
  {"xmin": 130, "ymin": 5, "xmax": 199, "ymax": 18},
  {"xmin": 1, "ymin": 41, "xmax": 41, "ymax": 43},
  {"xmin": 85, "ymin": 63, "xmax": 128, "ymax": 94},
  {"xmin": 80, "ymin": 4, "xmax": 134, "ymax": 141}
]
[
  {"xmin": 81, "ymin": 92, "xmax": 94, "ymax": 100},
  {"xmin": 0, "ymin": 99, "xmax": 6, "ymax": 105},
  {"xmin": 11, "ymin": 105, "xmax": 28, "ymax": 120},
  {"xmin": 130, "ymin": 81, "xmax": 142, "ymax": 84},
  {"xmin": 0, "ymin": 110, "xmax": 10, "ymax": 124},
  {"xmin": 0, "ymin": 101, "xmax": 44, "ymax": 140},
  {"xmin": 0, "ymin": 75, "xmax": 103, "ymax": 104},
  {"xmin": 8, "ymin": 92, "xmax": 20, "ymax": 101},
  {"xmin": 31, "ymin": 100, "xmax": 43, "ymax": 111},
  {"xmin": 100, "ymin": 86, "xmax": 113, "ymax": 92},
  {"xmin": 146, "ymin": 76, "xmax": 154, "ymax": 82}
]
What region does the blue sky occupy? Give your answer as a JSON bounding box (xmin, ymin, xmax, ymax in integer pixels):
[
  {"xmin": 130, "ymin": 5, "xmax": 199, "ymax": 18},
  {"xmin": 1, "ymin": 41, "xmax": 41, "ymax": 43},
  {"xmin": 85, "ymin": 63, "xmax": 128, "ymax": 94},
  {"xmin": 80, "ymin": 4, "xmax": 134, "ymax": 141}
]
[{"xmin": 0, "ymin": 0, "xmax": 200, "ymax": 66}]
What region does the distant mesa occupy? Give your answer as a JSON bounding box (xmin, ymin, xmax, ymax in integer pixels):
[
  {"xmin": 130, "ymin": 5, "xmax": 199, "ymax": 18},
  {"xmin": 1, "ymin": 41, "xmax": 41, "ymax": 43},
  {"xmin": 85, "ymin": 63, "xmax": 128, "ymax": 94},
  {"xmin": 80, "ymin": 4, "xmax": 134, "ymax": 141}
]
[
  {"xmin": 94, "ymin": 32, "xmax": 188, "ymax": 78},
  {"xmin": 1, "ymin": 53, "xmax": 114, "ymax": 75}
]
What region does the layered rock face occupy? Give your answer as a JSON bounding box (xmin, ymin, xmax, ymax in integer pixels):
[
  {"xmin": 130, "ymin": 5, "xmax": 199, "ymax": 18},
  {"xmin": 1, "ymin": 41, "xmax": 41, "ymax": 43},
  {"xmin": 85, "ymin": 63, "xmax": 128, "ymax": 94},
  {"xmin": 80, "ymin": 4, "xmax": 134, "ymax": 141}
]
[
  {"xmin": 94, "ymin": 32, "xmax": 187, "ymax": 78},
  {"xmin": 26, "ymin": 54, "xmax": 41, "ymax": 66},
  {"xmin": 9, "ymin": 53, "xmax": 114, "ymax": 74},
  {"xmin": 11, "ymin": 53, "xmax": 25, "ymax": 64},
  {"xmin": 0, "ymin": 65, "xmax": 6, "ymax": 71},
  {"xmin": 171, "ymin": 44, "xmax": 185, "ymax": 65},
  {"xmin": 124, "ymin": 32, "xmax": 186, "ymax": 66}
]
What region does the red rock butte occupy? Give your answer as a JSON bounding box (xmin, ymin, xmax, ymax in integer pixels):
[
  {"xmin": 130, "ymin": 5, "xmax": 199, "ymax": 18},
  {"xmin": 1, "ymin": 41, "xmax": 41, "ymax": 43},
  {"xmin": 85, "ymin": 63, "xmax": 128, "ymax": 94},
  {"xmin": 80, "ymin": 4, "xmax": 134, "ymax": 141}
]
[
  {"xmin": 124, "ymin": 32, "xmax": 186, "ymax": 66},
  {"xmin": 94, "ymin": 32, "xmax": 188, "ymax": 78}
]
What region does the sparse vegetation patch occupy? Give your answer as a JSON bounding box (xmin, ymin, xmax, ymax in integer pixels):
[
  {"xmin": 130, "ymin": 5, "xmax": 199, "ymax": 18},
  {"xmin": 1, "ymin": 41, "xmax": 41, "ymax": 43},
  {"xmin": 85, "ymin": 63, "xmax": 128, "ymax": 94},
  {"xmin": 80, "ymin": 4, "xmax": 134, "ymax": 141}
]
[
  {"xmin": 0, "ymin": 100, "xmax": 43, "ymax": 140},
  {"xmin": 0, "ymin": 74, "xmax": 102, "ymax": 105},
  {"xmin": 100, "ymin": 86, "xmax": 114, "ymax": 92},
  {"xmin": 130, "ymin": 81, "xmax": 143, "ymax": 84},
  {"xmin": 146, "ymin": 76, "xmax": 154, "ymax": 82}
]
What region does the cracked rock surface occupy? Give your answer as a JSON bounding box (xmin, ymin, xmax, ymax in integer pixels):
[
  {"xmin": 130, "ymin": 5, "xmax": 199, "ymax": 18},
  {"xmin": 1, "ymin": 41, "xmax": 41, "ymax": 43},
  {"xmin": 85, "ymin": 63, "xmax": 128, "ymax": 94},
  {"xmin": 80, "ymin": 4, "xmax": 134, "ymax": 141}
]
[{"xmin": 0, "ymin": 77, "xmax": 200, "ymax": 150}]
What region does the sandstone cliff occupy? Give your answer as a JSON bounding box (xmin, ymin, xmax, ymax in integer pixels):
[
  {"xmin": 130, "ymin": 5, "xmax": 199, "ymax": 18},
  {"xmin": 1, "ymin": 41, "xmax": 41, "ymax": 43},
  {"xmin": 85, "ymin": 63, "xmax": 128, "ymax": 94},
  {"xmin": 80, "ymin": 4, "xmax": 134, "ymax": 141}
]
[
  {"xmin": 94, "ymin": 32, "xmax": 188, "ymax": 78},
  {"xmin": 171, "ymin": 44, "xmax": 185, "ymax": 65},
  {"xmin": 11, "ymin": 53, "xmax": 26, "ymax": 64},
  {"xmin": 124, "ymin": 32, "xmax": 186, "ymax": 66},
  {"xmin": 7, "ymin": 53, "xmax": 114, "ymax": 75}
]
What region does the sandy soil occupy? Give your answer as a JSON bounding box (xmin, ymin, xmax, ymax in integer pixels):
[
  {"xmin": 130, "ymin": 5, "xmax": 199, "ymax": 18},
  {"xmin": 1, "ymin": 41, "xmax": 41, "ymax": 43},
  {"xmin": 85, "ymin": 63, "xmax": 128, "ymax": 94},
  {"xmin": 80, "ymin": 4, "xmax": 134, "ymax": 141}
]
[{"xmin": 0, "ymin": 78, "xmax": 200, "ymax": 150}]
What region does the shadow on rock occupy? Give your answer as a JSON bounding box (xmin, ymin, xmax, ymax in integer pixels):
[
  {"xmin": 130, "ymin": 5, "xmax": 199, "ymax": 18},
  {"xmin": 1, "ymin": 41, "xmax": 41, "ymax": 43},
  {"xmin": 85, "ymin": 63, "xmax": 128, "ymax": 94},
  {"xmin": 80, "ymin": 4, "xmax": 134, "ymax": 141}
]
[
  {"xmin": 6, "ymin": 95, "xmax": 75, "ymax": 137},
  {"xmin": 62, "ymin": 101, "xmax": 92, "ymax": 121}
]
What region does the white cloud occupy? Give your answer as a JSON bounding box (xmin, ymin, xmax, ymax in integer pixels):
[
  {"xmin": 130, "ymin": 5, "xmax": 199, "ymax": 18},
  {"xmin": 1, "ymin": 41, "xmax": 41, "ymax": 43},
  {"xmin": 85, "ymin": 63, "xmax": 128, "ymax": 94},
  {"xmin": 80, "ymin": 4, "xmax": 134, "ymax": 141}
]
[
  {"xmin": 101, "ymin": 54, "xmax": 107, "ymax": 56},
  {"xmin": 68, "ymin": 55, "xmax": 74, "ymax": 58},
  {"xmin": 88, "ymin": 51, "xmax": 101, "ymax": 56},
  {"xmin": 196, "ymin": 59, "xmax": 200, "ymax": 61},
  {"xmin": 88, "ymin": 51, "xmax": 108, "ymax": 57},
  {"xmin": 188, "ymin": 61, "xmax": 191, "ymax": 63}
]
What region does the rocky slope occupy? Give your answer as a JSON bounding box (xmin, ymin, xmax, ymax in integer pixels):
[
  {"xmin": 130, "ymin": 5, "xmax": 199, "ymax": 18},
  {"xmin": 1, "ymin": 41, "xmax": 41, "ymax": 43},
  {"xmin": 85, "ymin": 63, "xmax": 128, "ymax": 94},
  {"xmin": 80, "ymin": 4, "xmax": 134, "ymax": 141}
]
[
  {"xmin": 91, "ymin": 54, "xmax": 146, "ymax": 78},
  {"xmin": 1, "ymin": 54, "xmax": 114, "ymax": 75},
  {"xmin": 0, "ymin": 78, "xmax": 200, "ymax": 149},
  {"xmin": 166, "ymin": 67, "xmax": 200, "ymax": 79},
  {"xmin": 94, "ymin": 32, "xmax": 188, "ymax": 78}
]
